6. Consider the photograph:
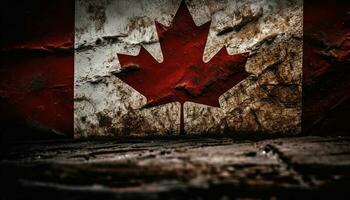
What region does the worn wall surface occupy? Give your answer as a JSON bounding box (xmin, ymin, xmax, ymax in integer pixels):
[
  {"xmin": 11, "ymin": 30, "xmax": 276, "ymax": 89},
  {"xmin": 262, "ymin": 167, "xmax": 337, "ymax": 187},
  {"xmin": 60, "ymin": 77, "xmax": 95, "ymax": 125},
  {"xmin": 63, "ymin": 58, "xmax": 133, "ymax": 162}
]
[
  {"xmin": 2, "ymin": 1, "xmax": 347, "ymax": 140},
  {"xmin": 74, "ymin": 0, "xmax": 303, "ymax": 137},
  {"xmin": 0, "ymin": 0, "xmax": 74, "ymax": 140}
]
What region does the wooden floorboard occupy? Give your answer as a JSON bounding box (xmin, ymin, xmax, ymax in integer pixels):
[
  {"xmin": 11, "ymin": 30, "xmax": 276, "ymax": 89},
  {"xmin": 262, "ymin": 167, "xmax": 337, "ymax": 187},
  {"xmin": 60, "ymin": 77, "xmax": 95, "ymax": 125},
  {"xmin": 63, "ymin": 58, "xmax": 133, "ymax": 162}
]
[{"xmin": 1, "ymin": 136, "xmax": 350, "ymax": 199}]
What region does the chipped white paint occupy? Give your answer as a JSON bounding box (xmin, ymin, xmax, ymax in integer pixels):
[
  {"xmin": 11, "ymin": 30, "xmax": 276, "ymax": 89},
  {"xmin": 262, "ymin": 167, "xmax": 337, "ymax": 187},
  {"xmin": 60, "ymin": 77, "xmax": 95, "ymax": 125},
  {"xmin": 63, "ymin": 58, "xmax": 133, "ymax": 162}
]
[{"xmin": 74, "ymin": 0, "xmax": 302, "ymax": 137}]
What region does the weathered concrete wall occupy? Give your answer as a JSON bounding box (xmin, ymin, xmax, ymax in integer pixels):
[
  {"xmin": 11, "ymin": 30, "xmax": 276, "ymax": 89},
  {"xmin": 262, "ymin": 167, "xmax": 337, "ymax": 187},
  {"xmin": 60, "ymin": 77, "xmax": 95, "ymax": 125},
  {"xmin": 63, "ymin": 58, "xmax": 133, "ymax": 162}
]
[
  {"xmin": 2, "ymin": 1, "xmax": 349, "ymax": 140},
  {"xmin": 74, "ymin": 0, "xmax": 302, "ymax": 137}
]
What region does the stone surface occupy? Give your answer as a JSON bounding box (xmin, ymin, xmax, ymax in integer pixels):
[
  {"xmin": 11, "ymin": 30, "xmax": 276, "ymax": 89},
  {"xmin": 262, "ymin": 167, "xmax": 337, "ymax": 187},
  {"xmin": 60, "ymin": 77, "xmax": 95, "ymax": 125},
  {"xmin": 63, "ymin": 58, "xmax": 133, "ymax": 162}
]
[
  {"xmin": 74, "ymin": 0, "xmax": 302, "ymax": 137},
  {"xmin": 2, "ymin": 136, "xmax": 349, "ymax": 199}
]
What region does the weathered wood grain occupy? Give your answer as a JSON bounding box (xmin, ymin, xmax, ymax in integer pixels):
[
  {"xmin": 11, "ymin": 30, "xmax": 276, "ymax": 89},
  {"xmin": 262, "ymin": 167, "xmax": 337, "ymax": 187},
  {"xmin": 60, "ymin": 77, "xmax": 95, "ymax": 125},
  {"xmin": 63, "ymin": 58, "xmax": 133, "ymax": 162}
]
[{"xmin": 1, "ymin": 136, "xmax": 349, "ymax": 199}]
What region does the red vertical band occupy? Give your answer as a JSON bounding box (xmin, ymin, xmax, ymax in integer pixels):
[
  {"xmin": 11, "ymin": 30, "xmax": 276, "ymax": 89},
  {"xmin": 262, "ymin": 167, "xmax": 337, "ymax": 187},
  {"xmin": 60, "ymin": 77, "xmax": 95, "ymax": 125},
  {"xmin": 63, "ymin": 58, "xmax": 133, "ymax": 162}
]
[{"xmin": 0, "ymin": 0, "xmax": 74, "ymax": 139}]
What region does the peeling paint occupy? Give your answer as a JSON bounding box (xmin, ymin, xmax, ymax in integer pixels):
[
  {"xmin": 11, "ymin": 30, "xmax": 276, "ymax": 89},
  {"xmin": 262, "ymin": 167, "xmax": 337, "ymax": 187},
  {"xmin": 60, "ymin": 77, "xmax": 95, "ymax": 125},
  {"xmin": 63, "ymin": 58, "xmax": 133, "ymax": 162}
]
[{"xmin": 74, "ymin": 0, "xmax": 302, "ymax": 137}]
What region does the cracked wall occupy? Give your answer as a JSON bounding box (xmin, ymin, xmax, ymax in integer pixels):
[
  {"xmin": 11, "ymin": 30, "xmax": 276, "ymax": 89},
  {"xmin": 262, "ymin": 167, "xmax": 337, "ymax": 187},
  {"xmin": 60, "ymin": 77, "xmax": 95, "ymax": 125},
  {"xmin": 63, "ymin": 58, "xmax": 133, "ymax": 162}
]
[{"xmin": 74, "ymin": 0, "xmax": 302, "ymax": 137}]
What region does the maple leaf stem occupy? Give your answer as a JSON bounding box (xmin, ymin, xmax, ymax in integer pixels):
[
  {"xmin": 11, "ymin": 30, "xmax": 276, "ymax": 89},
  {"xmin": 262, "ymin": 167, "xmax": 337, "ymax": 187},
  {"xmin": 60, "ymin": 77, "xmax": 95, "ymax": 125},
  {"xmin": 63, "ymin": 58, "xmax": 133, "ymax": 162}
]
[
  {"xmin": 117, "ymin": 1, "xmax": 249, "ymax": 136},
  {"xmin": 180, "ymin": 103, "xmax": 185, "ymax": 135}
]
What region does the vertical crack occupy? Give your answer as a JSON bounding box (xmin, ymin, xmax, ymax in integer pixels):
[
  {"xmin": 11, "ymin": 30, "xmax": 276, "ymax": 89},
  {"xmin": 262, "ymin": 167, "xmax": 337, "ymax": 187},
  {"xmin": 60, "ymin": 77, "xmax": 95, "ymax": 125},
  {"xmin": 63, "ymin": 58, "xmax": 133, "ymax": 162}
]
[{"xmin": 262, "ymin": 144, "xmax": 313, "ymax": 187}]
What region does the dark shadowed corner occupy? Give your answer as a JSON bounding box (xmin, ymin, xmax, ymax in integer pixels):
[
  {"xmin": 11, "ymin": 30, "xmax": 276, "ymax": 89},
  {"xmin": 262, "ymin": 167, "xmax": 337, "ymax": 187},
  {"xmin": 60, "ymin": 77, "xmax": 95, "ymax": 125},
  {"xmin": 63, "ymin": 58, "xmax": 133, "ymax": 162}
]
[
  {"xmin": 0, "ymin": 0, "xmax": 74, "ymax": 141},
  {"xmin": 302, "ymin": 0, "xmax": 350, "ymax": 136}
]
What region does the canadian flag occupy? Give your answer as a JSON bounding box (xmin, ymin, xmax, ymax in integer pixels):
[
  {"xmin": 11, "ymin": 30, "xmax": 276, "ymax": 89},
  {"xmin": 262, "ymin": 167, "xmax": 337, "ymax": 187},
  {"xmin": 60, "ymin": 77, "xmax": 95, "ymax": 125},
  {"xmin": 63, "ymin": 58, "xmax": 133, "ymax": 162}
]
[
  {"xmin": 74, "ymin": 0, "xmax": 302, "ymax": 137},
  {"xmin": 1, "ymin": 0, "xmax": 348, "ymax": 138}
]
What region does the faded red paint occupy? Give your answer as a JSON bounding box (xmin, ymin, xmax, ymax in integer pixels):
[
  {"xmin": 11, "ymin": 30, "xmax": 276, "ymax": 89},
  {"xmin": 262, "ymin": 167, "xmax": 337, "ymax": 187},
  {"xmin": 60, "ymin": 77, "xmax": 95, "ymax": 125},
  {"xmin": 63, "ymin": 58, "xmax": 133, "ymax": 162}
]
[
  {"xmin": 0, "ymin": 0, "xmax": 74, "ymax": 138},
  {"xmin": 116, "ymin": 1, "xmax": 249, "ymax": 134},
  {"xmin": 303, "ymin": 1, "xmax": 350, "ymax": 135}
]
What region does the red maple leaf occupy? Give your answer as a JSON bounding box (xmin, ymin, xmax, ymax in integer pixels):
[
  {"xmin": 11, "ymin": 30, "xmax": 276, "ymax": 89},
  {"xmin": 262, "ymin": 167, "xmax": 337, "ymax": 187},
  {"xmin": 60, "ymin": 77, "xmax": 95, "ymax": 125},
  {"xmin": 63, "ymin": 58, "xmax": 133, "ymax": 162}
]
[{"xmin": 116, "ymin": 1, "xmax": 250, "ymax": 134}]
